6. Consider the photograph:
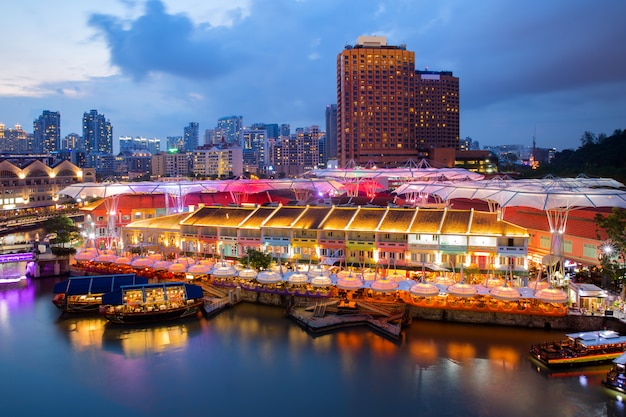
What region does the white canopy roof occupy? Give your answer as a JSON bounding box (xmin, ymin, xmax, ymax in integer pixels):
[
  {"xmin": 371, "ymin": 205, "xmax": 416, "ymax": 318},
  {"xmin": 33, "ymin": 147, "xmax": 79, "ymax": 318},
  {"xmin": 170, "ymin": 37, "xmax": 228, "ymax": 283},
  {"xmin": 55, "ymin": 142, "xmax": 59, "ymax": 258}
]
[
  {"xmin": 394, "ymin": 176, "xmax": 626, "ymax": 210},
  {"xmin": 58, "ymin": 178, "xmax": 344, "ymax": 200}
]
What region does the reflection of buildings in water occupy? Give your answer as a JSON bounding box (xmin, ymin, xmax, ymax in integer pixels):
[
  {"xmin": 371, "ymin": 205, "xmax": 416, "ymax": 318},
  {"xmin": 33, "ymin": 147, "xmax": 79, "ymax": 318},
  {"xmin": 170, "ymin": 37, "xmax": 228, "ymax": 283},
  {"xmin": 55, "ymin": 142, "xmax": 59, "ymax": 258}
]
[
  {"xmin": 410, "ymin": 340, "xmax": 439, "ymax": 370},
  {"xmin": 0, "ymin": 279, "xmax": 34, "ymax": 325},
  {"xmin": 0, "ymin": 261, "xmax": 29, "ymax": 280},
  {"xmin": 61, "ymin": 318, "xmax": 108, "ymax": 351},
  {"xmin": 447, "ymin": 342, "xmax": 477, "ymax": 363},
  {"xmin": 102, "ymin": 323, "xmax": 201, "ymax": 358},
  {"xmin": 487, "ymin": 346, "xmax": 520, "ymax": 370}
]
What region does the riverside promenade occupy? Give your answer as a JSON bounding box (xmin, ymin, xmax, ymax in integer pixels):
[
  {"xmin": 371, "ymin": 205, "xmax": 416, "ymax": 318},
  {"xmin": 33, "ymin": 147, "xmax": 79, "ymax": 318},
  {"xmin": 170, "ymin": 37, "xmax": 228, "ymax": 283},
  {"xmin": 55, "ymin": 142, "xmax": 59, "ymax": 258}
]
[{"xmin": 68, "ymin": 260, "xmax": 625, "ymax": 338}]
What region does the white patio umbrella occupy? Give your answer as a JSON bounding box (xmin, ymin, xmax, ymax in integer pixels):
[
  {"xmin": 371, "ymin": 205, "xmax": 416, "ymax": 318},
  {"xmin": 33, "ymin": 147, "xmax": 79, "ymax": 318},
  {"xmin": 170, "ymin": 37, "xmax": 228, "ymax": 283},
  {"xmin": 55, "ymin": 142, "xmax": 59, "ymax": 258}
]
[
  {"xmin": 307, "ymin": 265, "xmax": 329, "ymax": 277},
  {"xmin": 370, "ymin": 277, "xmax": 399, "ymax": 292},
  {"xmin": 256, "ymin": 270, "xmax": 284, "ymax": 284},
  {"xmin": 310, "ymin": 274, "xmax": 333, "ymax": 287},
  {"xmin": 152, "ymin": 260, "xmax": 173, "ymax": 271},
  {"xmin": 446, "ymin": 282, "xmax": 478, "ymax": 297},
  {"xmin": 186, "ymin": 263, "xmax": 212, "ymax": 276},
  {"xmin": 489, "ymin": 284, "xmax": 521, "ymax": 301},
  {"xmin": 210, "ymin": 262, "xmax": 238, "ymax": 278},
  {"xmin": 409, "ymin": 282, "xmax": 440, "ymax": 297},
  {"xmin": 131, "ymin": 257, "xmax": 154, "ymax": 268},
  {"xmin": 114, "ymin": 256, "xmax": 132, "ymax": 265},
  {"xmin": 94, "ymin": 253, "xmax": 117, "ymax": 263},
  {"xmin": 286, "ymin": 271, "xmax": 309, "ymax": 285},
  {"xmin": 168, "ymin": 262, "xmax": 189, "ymax": 274},
  {"xmin": 237, "ymin": 268, "xmax": 258, "ymax": 280},
  {"xmin": 534, "ymin": 287, "xmax": 568, "ymax": 303},
  {"xmin": 74, "ymin": 249, "xmax": 98, "ymax": 261},
  {"xmin": 336, "ymin": 274, "xmax": 364, "ymax": 290}
]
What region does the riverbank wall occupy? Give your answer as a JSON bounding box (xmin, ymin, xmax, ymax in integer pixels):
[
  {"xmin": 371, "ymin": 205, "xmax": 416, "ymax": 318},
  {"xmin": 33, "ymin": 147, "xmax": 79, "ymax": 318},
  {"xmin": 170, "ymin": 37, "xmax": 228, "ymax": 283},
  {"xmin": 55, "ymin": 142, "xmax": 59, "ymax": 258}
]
[
  {"xmin": 408, "ymin": 305, "xmax": 625, "ymax": 332},
  {"xmin": 228, "ymin": 285, "xmax": 616, "ymax": 333}
]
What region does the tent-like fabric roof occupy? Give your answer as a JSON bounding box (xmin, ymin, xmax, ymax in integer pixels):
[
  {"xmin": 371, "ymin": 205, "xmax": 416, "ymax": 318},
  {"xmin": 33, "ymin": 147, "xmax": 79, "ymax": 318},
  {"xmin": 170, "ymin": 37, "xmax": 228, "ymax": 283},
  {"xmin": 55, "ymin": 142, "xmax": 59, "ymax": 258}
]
[
  {"xmin": 53, "ymin": 274, "xmax": 148, "ymax": 295},
  {"xmin": 394, "ymin": 176, "xmax": 626, "ymax": 211}
]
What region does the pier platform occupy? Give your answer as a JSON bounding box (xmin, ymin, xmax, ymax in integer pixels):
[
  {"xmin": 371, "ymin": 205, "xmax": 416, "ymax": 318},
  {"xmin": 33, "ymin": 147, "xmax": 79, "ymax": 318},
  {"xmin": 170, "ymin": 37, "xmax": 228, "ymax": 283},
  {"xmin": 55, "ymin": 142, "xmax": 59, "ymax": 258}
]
[{"xmin": 288, "ymin": 300, "xmax": 406, "ymax": 341}]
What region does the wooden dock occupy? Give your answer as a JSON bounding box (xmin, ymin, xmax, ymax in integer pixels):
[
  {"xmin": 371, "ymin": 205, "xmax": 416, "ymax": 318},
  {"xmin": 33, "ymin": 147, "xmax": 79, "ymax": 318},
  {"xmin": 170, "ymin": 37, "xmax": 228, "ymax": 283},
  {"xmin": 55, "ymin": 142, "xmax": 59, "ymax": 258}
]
[
  {"xmin": 197, "ymin": 281, "xmax": 240, "ymax": 317},
  {"xmin": 288, "ymin": 299, "xmax": 405, "ymax": 341}
]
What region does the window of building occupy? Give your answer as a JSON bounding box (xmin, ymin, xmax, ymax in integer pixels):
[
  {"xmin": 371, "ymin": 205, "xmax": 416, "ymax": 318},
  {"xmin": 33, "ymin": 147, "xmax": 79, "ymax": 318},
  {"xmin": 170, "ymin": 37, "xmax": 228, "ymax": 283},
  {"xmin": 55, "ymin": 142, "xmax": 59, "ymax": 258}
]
[{"xmin": 583, "ymin": 243, "xmax": 597, "ymax": 259}]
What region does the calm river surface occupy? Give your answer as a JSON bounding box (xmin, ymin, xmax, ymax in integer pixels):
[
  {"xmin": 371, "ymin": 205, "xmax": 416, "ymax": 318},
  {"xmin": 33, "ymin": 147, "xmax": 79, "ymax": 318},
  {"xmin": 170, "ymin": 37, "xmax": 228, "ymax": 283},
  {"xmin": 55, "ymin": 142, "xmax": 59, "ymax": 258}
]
[{"xmin": 0, "ymin": 273, "xmax": 623, "ymax": 417}]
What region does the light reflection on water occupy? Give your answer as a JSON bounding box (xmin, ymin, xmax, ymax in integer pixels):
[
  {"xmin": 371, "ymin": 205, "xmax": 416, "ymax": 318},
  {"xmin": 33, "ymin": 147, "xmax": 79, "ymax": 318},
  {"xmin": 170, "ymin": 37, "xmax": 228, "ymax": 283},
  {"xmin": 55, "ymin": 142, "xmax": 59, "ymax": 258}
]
[{"xmin": 0, "ymin": 277, "xmax": 621, "ymax": 417}]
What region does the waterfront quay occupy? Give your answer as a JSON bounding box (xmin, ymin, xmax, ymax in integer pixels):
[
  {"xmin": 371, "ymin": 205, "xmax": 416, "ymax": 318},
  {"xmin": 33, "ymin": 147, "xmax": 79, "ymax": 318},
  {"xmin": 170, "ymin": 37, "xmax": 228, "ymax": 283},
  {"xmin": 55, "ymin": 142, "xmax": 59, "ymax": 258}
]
[{"xmin": 67, "ymin": 259, "xmax": 613, "ymax": 339}]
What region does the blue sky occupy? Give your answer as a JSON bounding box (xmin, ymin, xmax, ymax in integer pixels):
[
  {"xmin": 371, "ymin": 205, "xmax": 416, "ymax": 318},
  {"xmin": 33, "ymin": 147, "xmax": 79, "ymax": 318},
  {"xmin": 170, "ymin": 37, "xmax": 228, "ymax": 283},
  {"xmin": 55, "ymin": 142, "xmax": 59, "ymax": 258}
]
[{"xmin": 0, "ymin": 0, "xmax": 625, "ymax": 152}]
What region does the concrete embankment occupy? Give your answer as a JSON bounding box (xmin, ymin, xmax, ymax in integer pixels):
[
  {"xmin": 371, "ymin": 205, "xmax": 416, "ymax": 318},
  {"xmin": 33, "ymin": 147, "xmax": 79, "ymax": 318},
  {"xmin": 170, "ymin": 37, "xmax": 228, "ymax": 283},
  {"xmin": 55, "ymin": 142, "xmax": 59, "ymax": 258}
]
[{"xmin": 409, "ymin": 305, "xmax": 625, "ymax": 332}]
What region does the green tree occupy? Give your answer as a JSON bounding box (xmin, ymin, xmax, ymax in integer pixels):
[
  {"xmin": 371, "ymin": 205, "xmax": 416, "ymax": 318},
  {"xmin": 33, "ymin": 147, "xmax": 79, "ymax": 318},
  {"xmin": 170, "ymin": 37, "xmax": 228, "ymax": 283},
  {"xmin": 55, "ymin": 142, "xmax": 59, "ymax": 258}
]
[
  {"xmin": 596, "ymin": 208, "xmax": 626, "ymax": 256},
  {"xmin": 241, "ymin": 249, "xmax": 272, "ymax": 271},
  {"xmin": 595, "ymin": 207, "xmax": 626, "ymax": 290},
  {"xmin": 43, "ymin": 215, "xmax": 81, "ymax": 249}
]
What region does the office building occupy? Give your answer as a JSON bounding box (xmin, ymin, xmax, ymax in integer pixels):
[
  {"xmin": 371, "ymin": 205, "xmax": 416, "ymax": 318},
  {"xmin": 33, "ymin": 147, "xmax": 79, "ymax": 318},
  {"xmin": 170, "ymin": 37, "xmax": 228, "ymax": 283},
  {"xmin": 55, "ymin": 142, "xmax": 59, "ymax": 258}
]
[
  {"xmin": 82, "ymin": 110, "xmax": 112, "ymax": 155},
  {"xmin": 216, "ymin": 115, "xmax": 243, "ymax": 145},
  {"xmin": 241, "ymin": 126, "xmax": 267, "ymax": 173},
  {"xmin": 192, "ymin": 145, "xmax": 243, "ymax": 178},
  {"xmin": 184, "ymin": 122, "xmax": 199, "ymax": 152},
  {"xmin": 324, "ymin": 104, "xmax": 337, "ymax": 164},
  {"xmin": 33, "ymin": 110, "xmax": 61, "ymax": 153},
  {"xmin": 336, "ymin": 36, "xmax": 460, "ymax": 167},
  {"xmin": 415, "ymin": 69, "xmax": 460, "ymax": 152},
  {"xmin": 0, "ymin": 123, "xmax": 31, "ymax": 153}
]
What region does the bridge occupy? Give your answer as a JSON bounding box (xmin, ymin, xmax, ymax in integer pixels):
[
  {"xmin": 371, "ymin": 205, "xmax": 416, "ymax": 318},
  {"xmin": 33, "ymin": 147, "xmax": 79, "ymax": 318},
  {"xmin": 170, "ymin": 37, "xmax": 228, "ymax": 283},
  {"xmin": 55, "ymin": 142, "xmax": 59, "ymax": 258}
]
[{"xmin": 0, "ymin": 252, "xmax": 34, "ymax": 264}]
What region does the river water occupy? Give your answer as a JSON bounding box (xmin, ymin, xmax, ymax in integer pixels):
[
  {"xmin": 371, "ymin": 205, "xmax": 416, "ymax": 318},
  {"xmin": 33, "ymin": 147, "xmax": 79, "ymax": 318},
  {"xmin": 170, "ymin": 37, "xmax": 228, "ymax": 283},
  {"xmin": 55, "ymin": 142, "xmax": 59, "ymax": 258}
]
[{"xmin": 0, "ymin": 272, "xmax": 622, "ymax": 417}]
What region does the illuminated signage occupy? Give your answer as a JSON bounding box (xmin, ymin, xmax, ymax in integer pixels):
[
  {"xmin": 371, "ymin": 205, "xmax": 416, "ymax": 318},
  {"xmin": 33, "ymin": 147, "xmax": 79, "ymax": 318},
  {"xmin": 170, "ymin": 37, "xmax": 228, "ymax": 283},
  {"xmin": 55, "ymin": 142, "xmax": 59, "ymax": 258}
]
[{"xmin": 0, "ymin": 253, "xmax": 34, "ymax": 263}]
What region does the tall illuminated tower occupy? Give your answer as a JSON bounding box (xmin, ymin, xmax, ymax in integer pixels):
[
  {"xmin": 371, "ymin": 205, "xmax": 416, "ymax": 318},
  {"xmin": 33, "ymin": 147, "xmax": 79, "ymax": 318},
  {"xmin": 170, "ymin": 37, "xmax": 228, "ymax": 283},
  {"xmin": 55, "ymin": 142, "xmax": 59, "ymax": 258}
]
[
  {"xmin": 337, "ymin": 36, "xmax": 416, "ymax": 168},
  {"xmin": 33, "ymin": 110, "xmax": 61, "ymax": 153},
  {"xmin": 337, "ymin": 36, "xmax": 459, "ymax": 167},
  {"xmin": 82, "ymin": 109, "xmax": 112, "ymax": 154},
  {"xmin": 415, "ymin": 69, "xmax": 460, "ymax": 152}
]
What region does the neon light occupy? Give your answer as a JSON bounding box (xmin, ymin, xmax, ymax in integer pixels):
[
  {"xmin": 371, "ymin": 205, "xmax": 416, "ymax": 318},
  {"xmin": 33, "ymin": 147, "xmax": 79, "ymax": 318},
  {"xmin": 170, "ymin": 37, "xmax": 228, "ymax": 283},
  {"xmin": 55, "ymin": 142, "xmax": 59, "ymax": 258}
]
[
  {"xmin": 0, "ymin": 275, "xmax": 27, "ymax": 284},
  {"xmin": 0, "ymin": 253, "xmax": 34, "ymax": 263}
]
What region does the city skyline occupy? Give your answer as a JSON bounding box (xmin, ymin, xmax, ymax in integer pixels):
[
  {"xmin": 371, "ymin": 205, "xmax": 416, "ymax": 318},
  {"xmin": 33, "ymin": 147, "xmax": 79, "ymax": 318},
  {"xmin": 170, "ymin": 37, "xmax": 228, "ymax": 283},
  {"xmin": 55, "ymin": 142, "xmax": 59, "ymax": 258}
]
[{"xmin": 0, "ymin": 0, "xmax": 625, "ymax": 152}]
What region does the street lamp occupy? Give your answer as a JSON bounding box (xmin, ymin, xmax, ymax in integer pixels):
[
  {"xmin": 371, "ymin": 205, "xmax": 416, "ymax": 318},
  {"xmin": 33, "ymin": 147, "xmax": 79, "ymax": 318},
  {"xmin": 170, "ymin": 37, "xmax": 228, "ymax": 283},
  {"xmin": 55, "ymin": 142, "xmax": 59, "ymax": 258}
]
[{"xmin": 599, "ymin": 241, "xmax": 617, "ymax": 289}]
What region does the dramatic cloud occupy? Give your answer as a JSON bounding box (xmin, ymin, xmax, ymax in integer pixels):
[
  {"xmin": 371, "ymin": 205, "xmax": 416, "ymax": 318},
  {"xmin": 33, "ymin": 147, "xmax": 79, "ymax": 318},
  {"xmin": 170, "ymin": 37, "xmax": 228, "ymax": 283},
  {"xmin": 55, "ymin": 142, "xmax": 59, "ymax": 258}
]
[
  {"xmin": 89, "ymin": 0, "xmax": 237, "ymax": 80},
  {"xmin": 0, "ymin": 0, "xmax": 625, "ymax": 151}
]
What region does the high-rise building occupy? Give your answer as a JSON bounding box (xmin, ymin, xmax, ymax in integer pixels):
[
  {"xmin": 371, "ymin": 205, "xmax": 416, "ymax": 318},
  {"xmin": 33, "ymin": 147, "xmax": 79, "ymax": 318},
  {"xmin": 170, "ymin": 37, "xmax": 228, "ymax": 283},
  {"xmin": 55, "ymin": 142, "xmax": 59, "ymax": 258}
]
[
  {"xmin": 192, "ymin": 146, "xmax": 243, "ymax": 178},
  {"xmin": 62, "ymin": 133, "xmax": 82, "ymax": 150},
  {"xmin": 0, "ymin": 123, "xmax": 30, "ymax": 153},
  {"xmin": 166, "ymin": 136, "xmax": 183, "ymax": 151},
  {"xmin": 415, "ymin": 69, "xmax": 460, "ymax": 153},
  {"xmin": 336, "ymin": 36, "xmax": 460, "ymax": 168},
  {"xmin": 325, "ymin": 104, "xmax": 337, "ymax": 163},
  {"xmin": 183, "ymin": 122, "xmax": 199, "ymax": 152},
  {"xmin": 240, "ymin": 126, "xmax": 267, "ymax": 174},
  {"xmin": 119, "ymin": 136, "xmax": 161, "ymax": 154},
  {"xmin": 33, "ymin": 110, "xmax": 61, "ymax": 153},
  {"xmin": 82, "ymin": 110, "xmax": 112, "ymax": 155},
  {"xmin": 268, "ymin": 125, "xmax": 320, "ymax": 177},
  {"xmin": 337, "ymin": 36, "xmax": 416, "ymax": 168},
  {"xmin": 216, "ymin": 115, "xmax": 243, "ymax": 145}
]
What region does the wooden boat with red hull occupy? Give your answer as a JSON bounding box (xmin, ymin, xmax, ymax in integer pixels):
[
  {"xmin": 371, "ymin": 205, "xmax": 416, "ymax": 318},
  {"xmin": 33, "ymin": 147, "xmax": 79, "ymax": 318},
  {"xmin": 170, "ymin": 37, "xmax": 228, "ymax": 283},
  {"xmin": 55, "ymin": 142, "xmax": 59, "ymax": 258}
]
[
  {"xmin": 99, "ymin": 282, "xmax": 204, "ymax": 324},
  {"xmin": 530, "ymin": 330, "xmax": 626, "ymax": 368},
  {"xmin": 52, "ymin": 274, "xmax": 148, "ymax": 314}
]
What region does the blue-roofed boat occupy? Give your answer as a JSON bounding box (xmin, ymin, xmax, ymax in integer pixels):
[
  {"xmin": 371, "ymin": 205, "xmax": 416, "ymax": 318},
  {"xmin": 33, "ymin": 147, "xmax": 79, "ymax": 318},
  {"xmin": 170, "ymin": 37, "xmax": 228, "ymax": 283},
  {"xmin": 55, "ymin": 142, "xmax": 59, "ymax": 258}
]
[
  {"xmin": 52, "ymin": 274, "xmax": 149, "ymax": 313},
  {"xmin": 530, "ymin": 330, "xmax": 626, "ymax": 368},
  {"xmin": 99, "ymin": 282, "xmax": 204, "ymax": 324},
  {"xmin": 603, "ymin": 352, "xmax": 626, "ymax": 393}
]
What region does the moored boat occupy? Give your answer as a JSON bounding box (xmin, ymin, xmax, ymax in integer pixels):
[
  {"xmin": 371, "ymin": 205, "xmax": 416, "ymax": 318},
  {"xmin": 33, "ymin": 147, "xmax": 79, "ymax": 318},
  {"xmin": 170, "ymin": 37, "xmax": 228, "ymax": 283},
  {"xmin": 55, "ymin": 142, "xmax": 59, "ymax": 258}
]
[
  {"xmin": 99, "ymin": 282, "xmax": 204, "ymax": 324},
  {"xmin": 603, "ymin": 352, "xmax": 626, "ymax": 394},
  {"xmin": 52, "ymin": 274, "xmax": 149, "ymax": 313},
  {"xmin": 530, "ymin": 330, "xmax": 626, "ymax": 368}
]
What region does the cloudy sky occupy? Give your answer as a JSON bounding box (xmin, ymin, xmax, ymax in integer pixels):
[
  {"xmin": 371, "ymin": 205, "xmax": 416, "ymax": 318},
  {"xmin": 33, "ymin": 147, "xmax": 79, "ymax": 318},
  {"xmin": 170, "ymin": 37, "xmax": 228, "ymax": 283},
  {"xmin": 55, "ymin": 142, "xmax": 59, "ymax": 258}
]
[{"xmin": 1, "ymin": 0, "xmax": 625, "ymax": 152}]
